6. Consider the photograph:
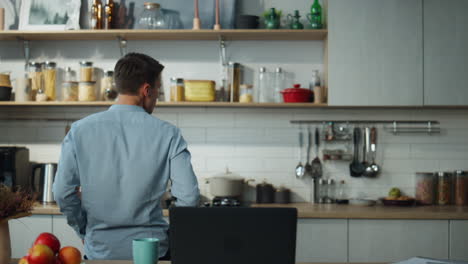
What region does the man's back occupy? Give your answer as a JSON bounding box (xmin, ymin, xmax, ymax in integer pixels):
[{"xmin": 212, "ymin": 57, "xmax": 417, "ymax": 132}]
[{"xmin": 53, "ymin": 104, "xmax": 199, "ymax": 260}]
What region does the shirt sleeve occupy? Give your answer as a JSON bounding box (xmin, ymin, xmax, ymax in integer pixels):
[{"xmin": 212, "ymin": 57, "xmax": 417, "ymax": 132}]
[
  {"xmin": 53, "ymin": 128, "xmax": 87, "ymax": 239},
  {"xmin": 169, "ymin": 129, "xmax": 200, "ymax": 207}
]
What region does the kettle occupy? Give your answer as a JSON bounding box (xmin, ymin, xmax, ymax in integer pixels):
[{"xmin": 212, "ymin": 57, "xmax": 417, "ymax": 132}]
[{"xmin": 32, "ymin": 163, "xmax": 57, "ymax": 204}]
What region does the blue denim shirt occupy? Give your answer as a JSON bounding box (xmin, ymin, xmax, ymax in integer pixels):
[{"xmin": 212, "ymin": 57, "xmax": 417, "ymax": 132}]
[{"xmin": 53, "ymin": 104, "xmax": 200, "ymax": 260}]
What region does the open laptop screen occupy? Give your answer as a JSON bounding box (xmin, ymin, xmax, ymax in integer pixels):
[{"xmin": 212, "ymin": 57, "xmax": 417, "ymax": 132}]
[{"xmin": 169, "ymin": 207, "xmax": 297, "ymax": 264}]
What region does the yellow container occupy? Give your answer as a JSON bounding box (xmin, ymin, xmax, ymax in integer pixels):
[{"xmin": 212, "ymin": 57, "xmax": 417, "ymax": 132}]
[{"xmin": 184, "ymin": 80, "xmax": 215, "ymax": 102}]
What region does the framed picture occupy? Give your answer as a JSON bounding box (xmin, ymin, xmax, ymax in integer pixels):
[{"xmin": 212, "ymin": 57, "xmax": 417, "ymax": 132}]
[{"xmin": 19, "ymin": 0, "xmax": 81, "ymax": 30}]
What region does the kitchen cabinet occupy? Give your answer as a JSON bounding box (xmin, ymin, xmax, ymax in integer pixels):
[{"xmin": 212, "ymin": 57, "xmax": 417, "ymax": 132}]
[
  {"xmin": 349, "ymin": 220, "xmax": 449, "ymax": 262},
  {"xmin": 9, "ymin": 215, "xmax": 52, "ymax": 258},
  {"xmin": 423, "ymin": 0, "xmax": 468, "ymax": 106},
  {"xmin": 295, "ymin": 219, "xmax": 347, "ymax": 263},
  {"xmin": 449, "ymin": 220, "xmax": 468, "ymax": 261},
  {"xmin": 328, "ymin": 0, "xmax": 423, "ymax": 106},
  {"xmin": 52, "ymin": 216, "xmax": 85, "ymax": 255}
]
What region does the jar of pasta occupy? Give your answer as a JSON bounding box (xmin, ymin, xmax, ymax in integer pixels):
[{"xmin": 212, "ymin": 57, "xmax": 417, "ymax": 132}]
[
  {"xmin": 79, "ymin": 61, "xmax": 94, "ymax": 82},
  {"xmin": 78, "ymin": 81, "xmax": 97, "ymax": 101},
  {"xmin": 43, "ymin": 61, "xmax": 57, "ymax": 100},
  {"xmin": 437, "ymin": 172, "xmax": 452, "ymax": 205},
  {"xmin": 415, "ymin": 172, "xmax": 436, "ymax": 205},
  {"xmin": 28, "ymin": 62, "xmax": 43, "ymax": 101},
  {"xmin": 62, "ymin": 81, "xmax": 79, "ymax": 101}
]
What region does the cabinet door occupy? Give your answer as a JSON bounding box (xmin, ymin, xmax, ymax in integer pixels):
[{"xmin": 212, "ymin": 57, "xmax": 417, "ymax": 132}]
[
  {"xmin": 52, "ymin": 215, "xmax": 85, "ymax": 255},
  {"xmin": 424, "ymin": 0, "xmax": 468, "ymax": 105},
  {"xmin": 328, "ymin": 0, "xmax": 423, "ymax": 106},
  {"xmin": 9, "ymin": 215, "xmax": 52, "ymax": 259},
  {"xmin": 296, "ymin": 219, "xmax": 347, "ymax": 263},
  {"xmin": 450, "ymin": 220, "xmax": 468, "ymax": 261},
  {"xmin": 349, "ymin": 220, "xmax": 449, "ymax": 262}
]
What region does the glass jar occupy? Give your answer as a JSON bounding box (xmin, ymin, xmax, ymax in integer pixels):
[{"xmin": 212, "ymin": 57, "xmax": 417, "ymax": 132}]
[
  {"xmin": 336, "ymin": 180, "xmax": 349, "ymax": 204},
  {"xmin": 78, "ymin": 81, "xmax": 97, "ymax": 101},
  {"xmin": 80, "ymin": 61, "xmax": 94, "ymax": 82},
  {"xmin": 64, "ymin": 67, "xmax": 75, "ymax": 82},
  {"xmin": 455, "ymin": 170, "xmax": 468, "ymax": 206},
  {"xmin": 257, "ymin": 67, "xmax": 270, "ymax": 103},
  {"xmin": 228, "ymin": 62, "xmax": 242, "ymax": 102},
  {"xmin": 28, "ymin": 61, "xmax": 43, "ymax": 101},
  {"xmin": 318, "ymin": 178, "xmax": 327, "ymax": 204},
  {"xmin": 326, "ymin": 178, "xmax": 335, "ymax": 203},
  {"xmin": 43, "ymin": 61, "xmax": 56, "ymax": 100},
  {"xmin": 35, "ymin": 89, "xmax": 47, "ymax": 102},
  {"xmin": 100, "ymin": 71, "xmax": 117, "ymax": 101},
  {"xmin": 137, "ymin": 3, "xmax": 166, "ymax": 29},
  {"xmin": 239, "ymin": 84, "xmax": 253, "ymax": 103},
  {"xmin": 437, "ymin": 172, "xmax": 452, "ymax": 205},
  {"xmin": 62, "ymin": 82, "xmax": 79, "ymax": 101},
  {"xmin": 170, "ymin": 77, "xmax": 184, "ymax": 102},
  {"xmin": 415, "ymin": 172, "xmax": 436, "ymax": 205}
]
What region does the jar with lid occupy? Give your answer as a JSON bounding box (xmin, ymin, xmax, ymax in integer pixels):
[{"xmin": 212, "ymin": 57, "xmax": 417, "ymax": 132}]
[
  {"xmin": 326, "ymin": 178, "xmax": 335, "ymax": 203},
  {"xmin": 28, "ymin": 62, "xmax": 43, "ymax": 100},
  {"xmin": 43, "ymin": 61, "xmax": 56, "ymax": 100},
  {"xmin": 415, "ymin": 172, "xmax": 436, "ymax": 205},
  {"xmin": 239, "ymin": 84, "xmax": 253, "ymax": 103},
  {"xmin": 137, "ymin": 3, "xmax": 166, "ymax": 29},
  {"xmin": 100, "ymin": 71, "xmax": 117, "ymax": 101},
  {"xmin": 78, "ymin": 81, "xmax": 97, "ymax": 101},
  {"xmin": 64, "ymin": 67, "xmax": 75, "ymax": 82},
  {"xmin": 80, "ymin": 61, "xmax": 94, "ymax": 82},
  {"xmin": 62, "ymin": 82, "xmax": 79, "ymax": 101},
  {"xmin": 170, "ymin": 77, "xmax": 184, "ymax": 102},
  {"xmin": 318, "ymin": 178, "xmax": 327, "ymax": 204},
  {"xmin": 437, "ymin": 172, "xmax": 452, "ymax": 205},
  {"xmin": 228, "ymin": 62, "xmax": 242, "ymax": 102},
  {"xmin": 455, "ymin": 171, "xmax": 467, "ymax": 206},
  {"xmin": 336, "ymin": 180, "xmax": 349, "ymax": 204},
  {"xmin": 35, "ymin": 89, "xmax": 47, "ymax": 102}
]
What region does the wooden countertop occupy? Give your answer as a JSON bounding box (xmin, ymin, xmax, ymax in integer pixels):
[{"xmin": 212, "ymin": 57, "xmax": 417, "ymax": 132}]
[
  {"xmin": 252, "ymin": 203, "xmax": 468, "ymax": 220},
  {"xmin": 31, "ymin": 202, "xmax": 468, "ymax": 220},
  {"xmin": 12, "ymin": 261, "xmax": 379, "ymax": 264}
]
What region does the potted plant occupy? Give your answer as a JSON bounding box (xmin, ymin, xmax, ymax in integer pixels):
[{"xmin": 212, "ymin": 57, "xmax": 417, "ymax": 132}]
[{"xmin": 0, "ymin": 185, "xmax": 36, "ymax": 264}]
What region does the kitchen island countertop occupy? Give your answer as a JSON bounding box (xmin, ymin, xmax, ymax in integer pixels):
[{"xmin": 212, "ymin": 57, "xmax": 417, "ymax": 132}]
[{"xmin": 31, "ymin": 202, "xmax": 468, "ymax": 220}]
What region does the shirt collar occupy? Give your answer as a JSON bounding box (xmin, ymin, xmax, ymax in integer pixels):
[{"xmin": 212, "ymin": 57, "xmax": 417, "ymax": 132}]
[{"xmin": 109, "ymin": 104, "xmax": 147, "ymax": 113}]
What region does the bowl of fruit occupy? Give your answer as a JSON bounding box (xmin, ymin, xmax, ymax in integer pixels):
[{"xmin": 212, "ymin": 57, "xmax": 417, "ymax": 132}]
[
  {"xmin": 18, "ymin": 233, "xmax": 81, "ymax": 264},
  {"xmin": 380, "ymin": 187, "xmax": 416, "ymax": 206}
]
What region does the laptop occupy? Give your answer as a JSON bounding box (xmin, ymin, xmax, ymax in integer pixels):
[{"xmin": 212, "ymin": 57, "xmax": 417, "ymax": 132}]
[{"xmin": 169, "ymin": 207, "xmax": 297, "ymax": 264}]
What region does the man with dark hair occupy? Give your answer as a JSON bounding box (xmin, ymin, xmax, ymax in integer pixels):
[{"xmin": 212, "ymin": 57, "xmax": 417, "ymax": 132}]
[{"xmin": 53, "ymin": 53, "xmax": 200, "ymax": 260}]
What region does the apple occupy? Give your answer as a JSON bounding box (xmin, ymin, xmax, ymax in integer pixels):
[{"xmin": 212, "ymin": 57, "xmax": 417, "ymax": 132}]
[
  {"xmin": 58, "ymin": 247, "xmax": 81, "ymax": 264},
  {"xmin": 18, "ymin": 256, "xmax": 29, "ymax": 264},
  {"xmin": 54, "ymin": 257, "xmax": 63, "ymax": 264},
  {"xmin": 34, "ymin": 233, "xmax": 61, "ymax": 254},
  {"xmin": 27, "ymin": 244, "xmax": 54, "ymax": 264}
]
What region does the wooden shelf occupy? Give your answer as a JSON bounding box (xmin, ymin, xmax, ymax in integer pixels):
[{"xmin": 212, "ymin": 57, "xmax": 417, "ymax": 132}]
[
  {"xmin": 0, "ymin": 29, "xmax": 328, "ymax": 41},
  {"xmin": 0, "ymin": 101, "xmax": 328, "ymax": 108}
]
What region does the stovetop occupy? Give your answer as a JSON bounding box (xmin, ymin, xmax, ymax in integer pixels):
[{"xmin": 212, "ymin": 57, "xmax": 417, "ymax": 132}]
[{"xmin": 203, "ymin": 196, "xmax": 249, "ymax": 207}]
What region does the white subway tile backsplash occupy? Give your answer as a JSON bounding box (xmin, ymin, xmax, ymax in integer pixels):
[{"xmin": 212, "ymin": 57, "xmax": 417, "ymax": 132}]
[{"xmin": 1, "ymin": 107, "xmax": 468, "ymax": 201}]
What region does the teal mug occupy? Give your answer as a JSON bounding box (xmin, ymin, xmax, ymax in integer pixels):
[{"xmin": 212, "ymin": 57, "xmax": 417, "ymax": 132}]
[{"xmin": 133, "ymin": 238, "xmax": 159, "ymax": 264}]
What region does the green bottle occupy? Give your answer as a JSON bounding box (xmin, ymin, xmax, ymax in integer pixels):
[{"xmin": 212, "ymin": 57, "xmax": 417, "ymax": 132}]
[{"xmin": 307, "ymin": 0, "xmax": 323, "ymax": 29}]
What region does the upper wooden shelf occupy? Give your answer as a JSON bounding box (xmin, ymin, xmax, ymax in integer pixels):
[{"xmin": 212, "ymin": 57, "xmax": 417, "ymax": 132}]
[
  {"xmin": 0, "ymin": 101, "xmax": 328, "ymax": 108},
  {"xmin": 0, "ymin": 29, "xmax": 328, "ymax": 41}
]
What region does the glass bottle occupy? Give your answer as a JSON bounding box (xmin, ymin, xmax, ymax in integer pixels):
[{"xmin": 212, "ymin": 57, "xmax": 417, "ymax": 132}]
[
  {"xmin": 287, "ymin": 10, "xmax": 304, "ymax": 30},
  {"xmin": 257, "ymin": 67, "xmax": 270, "ymax": 103},
  {"xmin": 103, "ymin": 0, "xmax": 114, "ymax": 29},
  {"xmin": 91, "ymin": 0, "xmax": 103, "ymax": 29},
  {"xmin": 137, "ymin": 3, "xmax": 166, "ymax": 29},
  {"xmin": 326, "ymin": 178, "xmax": 335, "ymax": 203},
  {"xmin": 308, "ymin": 0, "xmax": 323, "ymax": 29},
  {"xmin": 273, "ymin": 67, "xmax": 284, "ymax": 103},
  {"xmin": 228, "ymin": 62, "xmax": 241, "ymax": 102},
  {"xmin": 336, "ymin": 180, "xmax": 349, "ymax": 204}
]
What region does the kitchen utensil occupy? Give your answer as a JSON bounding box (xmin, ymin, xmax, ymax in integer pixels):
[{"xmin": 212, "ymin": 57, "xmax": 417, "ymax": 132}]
[
  {"xmin": 304, "ymin": 128, "xmax": 313, "ymax": 176},
  {"xmin": 205, "ymin": 168, "xmax": 248, "ymax": 197},
  {"xmin": 193, "ymin": 0, "xmax": 201, "ymax": 29},
  {"xmin": 380, "ymin": 198, "xmax": 416, "ymax": 207},
  {"xmin": 295, "ymin": 129, "xmax": 305, "ymax": 178},
  {"xmin": 349, "ymin": 127, "xmax": 365, "ymax": 177},
  {"xmin": 311, "ymin": 128, "xmax": 322, "ymax": 178},
  {"xmin": 368, "ymin": 127, "xmax": 381, "ymax": 177},
  {"xmin": 256, "ymin": 181, "xmax": 275, "ymax": 203},
  {"xmin": 31, "ymin": 163, "xmax": 57, "ymax": 204},
  {"xmin": 349, "ymin": 199, "xmax": 376, "ymax": 206},
  {"xmin": 281, "ymin": 84, "xmax": 312, "ymax": 103},
  {"xmin": 362, "ymin": 127, "xmax": 372, "ymax": 176}
]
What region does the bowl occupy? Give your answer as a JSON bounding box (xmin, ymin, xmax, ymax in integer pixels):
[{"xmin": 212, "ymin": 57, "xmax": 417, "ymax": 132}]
[
  {"xmin": 0, "ymin": 86, "xmax": 12, "ymax": 101},
  {"xmin": 281, "ymin": 84, "xmax": 312, "ymax": 103}
]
